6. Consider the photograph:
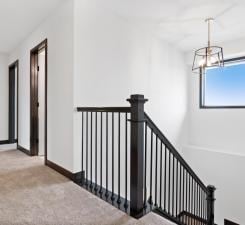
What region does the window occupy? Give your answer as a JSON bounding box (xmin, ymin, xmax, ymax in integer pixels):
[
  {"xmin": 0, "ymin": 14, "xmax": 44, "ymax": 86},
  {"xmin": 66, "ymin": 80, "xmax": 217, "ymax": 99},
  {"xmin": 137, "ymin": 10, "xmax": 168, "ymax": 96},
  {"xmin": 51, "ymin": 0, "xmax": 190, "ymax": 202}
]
[{"xmin": 200, "ymin": 57, "xmax": 245, "ymax": 108}]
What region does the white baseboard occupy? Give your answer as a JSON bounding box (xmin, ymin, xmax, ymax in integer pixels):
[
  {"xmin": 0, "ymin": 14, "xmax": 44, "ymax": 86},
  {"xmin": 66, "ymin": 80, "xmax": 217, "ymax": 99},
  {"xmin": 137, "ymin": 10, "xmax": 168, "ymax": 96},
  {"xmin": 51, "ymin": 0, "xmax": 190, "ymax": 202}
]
[{"xmin": 0, "ymin": 144, "xmax": 17, "ymax": 151}]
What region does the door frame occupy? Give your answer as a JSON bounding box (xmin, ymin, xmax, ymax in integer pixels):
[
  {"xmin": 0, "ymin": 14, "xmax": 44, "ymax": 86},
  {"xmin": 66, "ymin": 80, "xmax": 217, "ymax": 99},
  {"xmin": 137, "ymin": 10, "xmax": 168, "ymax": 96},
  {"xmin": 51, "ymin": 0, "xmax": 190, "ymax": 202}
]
[
  {"xmin": 8, "ymin": 60, "xmax": 19, "ymax": 144},
  {"xmin": 30, "ymin": 39, "xmax": 48, "ymax": 164}
]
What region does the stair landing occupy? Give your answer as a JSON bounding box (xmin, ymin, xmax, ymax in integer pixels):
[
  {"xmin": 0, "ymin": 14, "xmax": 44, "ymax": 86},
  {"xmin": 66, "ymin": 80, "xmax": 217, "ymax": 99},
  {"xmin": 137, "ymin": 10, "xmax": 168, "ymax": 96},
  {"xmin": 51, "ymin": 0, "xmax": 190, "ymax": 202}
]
[{"xmin": 0, "ymin": 149, "xmax": 175, "ymax": 225}]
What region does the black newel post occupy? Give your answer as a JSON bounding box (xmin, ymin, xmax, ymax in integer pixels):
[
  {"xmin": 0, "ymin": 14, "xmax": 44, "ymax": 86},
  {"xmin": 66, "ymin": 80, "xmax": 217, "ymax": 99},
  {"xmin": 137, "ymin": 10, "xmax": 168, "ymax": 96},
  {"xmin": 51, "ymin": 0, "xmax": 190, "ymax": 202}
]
[
  {"xmin": 127, "ymin": 94, "xmax": 148, "ymax": 218},
  {"xmin": 207, "ymin": 185, "xmax": 216, "ymax": 225}
]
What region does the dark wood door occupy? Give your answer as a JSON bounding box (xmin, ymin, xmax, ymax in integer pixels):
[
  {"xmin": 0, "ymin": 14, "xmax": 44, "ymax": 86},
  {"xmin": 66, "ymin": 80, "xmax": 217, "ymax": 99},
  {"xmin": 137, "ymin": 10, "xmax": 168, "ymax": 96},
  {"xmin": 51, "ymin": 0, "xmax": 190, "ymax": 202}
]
[{"xmin": 30, "ymin": 51, "xmax": 39, "ymax": 156}]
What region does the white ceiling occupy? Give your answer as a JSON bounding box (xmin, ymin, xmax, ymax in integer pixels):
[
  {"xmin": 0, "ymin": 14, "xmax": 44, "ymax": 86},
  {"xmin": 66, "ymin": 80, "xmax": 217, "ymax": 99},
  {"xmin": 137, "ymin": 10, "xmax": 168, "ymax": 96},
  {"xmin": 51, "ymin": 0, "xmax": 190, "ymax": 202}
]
[
  {"xmin": 99, "ymin": 0, "xmax": 245, "ymax": 52},
  {"xmin": 1, "ymin": 0, "xmax": 244, "ymax": 53},
  {"xmin": 0, "ymin": 0, "xmax": 67, "ymax": 53}
]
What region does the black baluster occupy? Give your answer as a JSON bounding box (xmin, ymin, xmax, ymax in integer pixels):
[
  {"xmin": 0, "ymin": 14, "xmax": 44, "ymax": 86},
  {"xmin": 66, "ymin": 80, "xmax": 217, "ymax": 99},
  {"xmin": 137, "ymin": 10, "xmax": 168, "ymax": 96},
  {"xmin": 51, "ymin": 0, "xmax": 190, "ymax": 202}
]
[
  {"xmin": 204, "ymin": 190, "xmax": 206, "ymax": 224},
  {"xmin": 191, "ymin": 177, "xmax": 193, "ymax": 225},
  {"xmin": 203, "ymin": 191, "xmax": 205, "ymax": 221},
  {"xmin": 201, "ymin": 189, "xmax": 203, "ymax": 223},
  {"xmin": 99, "ymin": 112, "xmax": 103, "ymax": 194},
  {"xmin": 197, "ymin": 184, "xmax": 199, "ymax": 224},
  {"xmin": 199, "ymin": 188, "xmax": 201, "ymax": 222},
  {"xmin": 182, "ymin": 167, "xmax": 185, "ymax": 221},
  {"xmin": 105, "ymin": 112, "xmax": 109, "ymax": 198},
  {"xmin": 86, "ymin": 112, "xmax": 88, "ymax": 186},
  {"xmin": 117, "ymin": 112, "xmax": 121, "ymax": 204},
  {"xmin": 204, "ymin": 191, "xmax": 206, "ymax": 222},
  {"xmin": 203, "ymin": 193, "xmax": 207, "ymax": 220},
  {"xmin": 176, "ymin": 160, "xmax": 178, "ymax": 218},
  {"xmin": 203, "ymin": 191, "xmax": 205, "ymax": 223},
  {"xmin": 206, "ymin": 191, "xmax": 208, "ymax": 221},
  {"xmin": 149, "ymin": 129, "xmax": 153, "ymax": 205},
  {"xmin": 185, "ymin": 170, "xmax": 187, "ymax": 211},
  {"xmin": 90, "ymin": 112, "xmax": 93, "ymax": 189},
  {"xmin": 200, "ymin": 188, "xmax": 203, "ymax": 222},
  {"xmin": 193, "ymin": 181, "xmax": 196, "ymax": 225},
  {"xmin": 197, "ymin": 186, "xmax": 199, "ymax": 221},
  {"xmin": 144, "ymin": 122, "xmax": 147, "ymax": 207},
  {"xmin": 189, "ymin": 177, "xmax": 193, "ymax": 225},
  {"xmin": 198, "ymin": 185, "xmax": 202, "ymax": 221},
  {"xmin": 154, "ymin": 136, "xmax": 158, "ymax": 206},
  {"xmin": 164, "ymin": 146, "xmax": 167, "ymax": 212},
  {"xmin": 195, "ymin": 182, "xmax": 197, "ymax": 225},
  {"xmin": 172, "ymin": 156, "xmax": 175, "ymax": 216},
  {"xmin": 124, "ymin": 113, "xmax": 128, "ymax": 208},
  {"xmin": 187, "ymin": 173, "xmax": 190, "ymax": 225},
  {"xmin": 189, "ymin": 175, "xmax": 191, "ymax": 216},
  {"xmin": 201, "ymin": 191, "xmax": 203, "ymax": 224},
  {"xmin": 193, "ymin": 179, "xmax": 195, "ymax": 225},
  {"xmin": 168, "ymin": 151, "xmax": 171, "ymax": 214},
  {"xmin": 111, "ymin": 112, "xmax": 115, "ymax": 201},
  {"xmin": 179, "ymin": 164, "xmax": 182, "ymax": 221},
  {"xmin": 159, "ymin": 142, "xmax": 163, "ymax": 209},
  {"xmin": 94, "ymin": 112, "xmax": 98, "ymax": 191},
  {"xmin": 187, "ymin": 172, "xmax": 191, "ymax": 225},
  {"xmin": 81, "ymin": 112, "xmax": 84, "ymax": 172}
]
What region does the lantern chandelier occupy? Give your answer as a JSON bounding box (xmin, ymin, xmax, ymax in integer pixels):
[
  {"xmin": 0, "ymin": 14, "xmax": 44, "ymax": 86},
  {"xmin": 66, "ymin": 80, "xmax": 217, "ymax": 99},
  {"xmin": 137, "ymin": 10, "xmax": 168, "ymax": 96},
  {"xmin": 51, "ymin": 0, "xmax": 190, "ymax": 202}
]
[{"xmin": 192, "ymin": 18, "xmax": 224, "ymax": 72}]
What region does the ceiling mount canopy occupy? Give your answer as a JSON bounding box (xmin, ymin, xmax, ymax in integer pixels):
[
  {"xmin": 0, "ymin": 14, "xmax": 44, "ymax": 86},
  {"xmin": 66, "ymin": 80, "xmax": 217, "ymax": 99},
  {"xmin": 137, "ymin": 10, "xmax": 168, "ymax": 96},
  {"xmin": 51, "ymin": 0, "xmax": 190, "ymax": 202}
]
[{"xmin": 192, "ymin": 18, "xmax": 224, "ymax": 72}]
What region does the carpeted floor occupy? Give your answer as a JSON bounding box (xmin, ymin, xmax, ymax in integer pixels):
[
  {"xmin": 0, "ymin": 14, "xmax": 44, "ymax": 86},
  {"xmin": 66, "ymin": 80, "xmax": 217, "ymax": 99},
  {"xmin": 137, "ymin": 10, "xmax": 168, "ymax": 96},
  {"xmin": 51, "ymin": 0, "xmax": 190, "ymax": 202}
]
[{"xmin": 0, "ymin": 150, "xmax": 174, "ymax": 225}]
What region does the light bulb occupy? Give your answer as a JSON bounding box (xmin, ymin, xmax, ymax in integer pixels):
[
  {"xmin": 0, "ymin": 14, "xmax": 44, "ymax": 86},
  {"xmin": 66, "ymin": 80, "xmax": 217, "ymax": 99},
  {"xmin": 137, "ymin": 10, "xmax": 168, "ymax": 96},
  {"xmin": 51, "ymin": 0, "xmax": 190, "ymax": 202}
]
[
  {"xmin": 198, "ymin": 58, "xmax": 206, "ymax": 67},
  {"xmin": 207, "ymin": 56, "xmax": 216, "ymax": 66},
  {"xmin": 198, "ymin": 56, "xmax": 216, "ymax": 67}
]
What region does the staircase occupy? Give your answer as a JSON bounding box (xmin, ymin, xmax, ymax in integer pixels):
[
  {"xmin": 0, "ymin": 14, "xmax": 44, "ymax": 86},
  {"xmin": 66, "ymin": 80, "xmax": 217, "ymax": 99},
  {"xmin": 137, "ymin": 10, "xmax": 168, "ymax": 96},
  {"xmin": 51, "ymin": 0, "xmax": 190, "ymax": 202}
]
[{"xmin": 75, "ymin": 95, "xmax": 216, "ymax": 225}]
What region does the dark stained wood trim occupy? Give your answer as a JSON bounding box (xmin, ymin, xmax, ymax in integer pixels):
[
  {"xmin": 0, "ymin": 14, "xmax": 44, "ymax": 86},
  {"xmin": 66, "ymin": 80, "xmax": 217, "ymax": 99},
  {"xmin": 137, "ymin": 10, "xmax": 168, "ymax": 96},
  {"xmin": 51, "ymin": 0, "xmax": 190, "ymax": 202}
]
[
  {"xmin": 225, "ymin": 219, "xmax": 239, "ymax": 225},
  {"xmin": 200, "ymin": 56, "xmax": 245, "ymax": 109},
  {"xmin": 17, "ymin": 145, "xmax": 30, "ymax": 156},
  {"xmin": 30, "ymin": 39, "xmax": 48, "ymax": 164},
  {"xmin": 0, "ymin": 139, "xmax": 17, "ymax": 145},
  {"xmin": 0, "ymin": 140, "xmax": 10, "ymax": 145},
  {"xmin": 46, "ymin": 160, "xmax": 74, "ymax": 180},
  {"xmin": 8, "ymin": 60, "xmax": 19, "ymax": 145}
]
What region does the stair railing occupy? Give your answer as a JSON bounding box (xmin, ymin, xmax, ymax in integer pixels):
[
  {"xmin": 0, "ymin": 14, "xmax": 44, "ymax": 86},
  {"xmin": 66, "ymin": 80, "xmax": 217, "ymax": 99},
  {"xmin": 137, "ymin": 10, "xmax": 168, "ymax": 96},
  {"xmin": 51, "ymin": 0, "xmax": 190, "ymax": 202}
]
[{"xmin": 76, "ymin": 94, "xmax": 216, "ymax": 225}]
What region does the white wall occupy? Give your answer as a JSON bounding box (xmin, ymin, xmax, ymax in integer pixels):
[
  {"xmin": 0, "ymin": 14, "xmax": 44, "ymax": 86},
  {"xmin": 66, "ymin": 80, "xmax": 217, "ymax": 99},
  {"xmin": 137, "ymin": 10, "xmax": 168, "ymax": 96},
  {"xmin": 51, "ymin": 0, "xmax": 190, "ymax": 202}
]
[
  {"xmin": 0, "ymin": 53, "xmax": 9, "ymax": 141},
  {"xmin": 73, "ymin": 0, "xmax": 188, "ymax": 172},
  {"xmin": 9, "ymin": 0, "xmax": 74, "ymax": 171},
  {"xmin": 187, "ymin": 39, "xmax": 245, "ymax": 155},
  {"xmin": 183, "ymin": 147, "xmax": 245, "ymax": 225},
  {"xmin": 188, "ymin": 67, "xmax": 245, "ymax": 156},
  {"xmin": 6, "ymin": 0, "xmax": 188, "ymax": 177},
  {"xmin": 184, "ymin": 38, "xmax": 245, "ymax": 224}
]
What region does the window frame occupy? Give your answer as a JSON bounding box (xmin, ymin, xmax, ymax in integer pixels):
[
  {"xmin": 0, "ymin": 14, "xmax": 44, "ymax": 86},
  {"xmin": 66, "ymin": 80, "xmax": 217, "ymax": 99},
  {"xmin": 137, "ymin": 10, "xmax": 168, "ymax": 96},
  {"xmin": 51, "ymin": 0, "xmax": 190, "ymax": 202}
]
[{"xmin": 200, "ymin": 56, "xmax": 245, "ymax": 109}]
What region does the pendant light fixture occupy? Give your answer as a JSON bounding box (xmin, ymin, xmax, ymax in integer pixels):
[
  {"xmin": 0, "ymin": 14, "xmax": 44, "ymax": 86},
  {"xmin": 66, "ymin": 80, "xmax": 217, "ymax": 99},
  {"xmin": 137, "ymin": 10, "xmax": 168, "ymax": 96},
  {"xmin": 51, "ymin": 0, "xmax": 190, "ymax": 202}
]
[{"xmin": 192, "ymin": 18, "xmax": 224, "ymax": 72}]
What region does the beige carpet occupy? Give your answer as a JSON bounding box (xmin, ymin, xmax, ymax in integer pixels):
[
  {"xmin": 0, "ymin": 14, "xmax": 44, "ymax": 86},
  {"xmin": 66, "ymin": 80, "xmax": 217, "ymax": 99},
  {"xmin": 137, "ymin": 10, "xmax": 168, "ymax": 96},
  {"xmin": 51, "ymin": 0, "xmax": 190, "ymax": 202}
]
[{"xmin": 0, "ymin": 150, "xmax": 174, "ymax": 225}]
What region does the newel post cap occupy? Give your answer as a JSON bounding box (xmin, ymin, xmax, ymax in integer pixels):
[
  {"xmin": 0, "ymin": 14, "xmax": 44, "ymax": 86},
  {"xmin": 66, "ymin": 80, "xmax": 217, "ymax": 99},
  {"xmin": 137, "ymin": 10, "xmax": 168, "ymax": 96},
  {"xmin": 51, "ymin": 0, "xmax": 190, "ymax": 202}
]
[
  {"xmin": 207, "ymin": 185, "xmax": 216, "ymax": 192},
  {"xmin": 127, "ymin": 94, "xmax": 148, "ymax": 104}
]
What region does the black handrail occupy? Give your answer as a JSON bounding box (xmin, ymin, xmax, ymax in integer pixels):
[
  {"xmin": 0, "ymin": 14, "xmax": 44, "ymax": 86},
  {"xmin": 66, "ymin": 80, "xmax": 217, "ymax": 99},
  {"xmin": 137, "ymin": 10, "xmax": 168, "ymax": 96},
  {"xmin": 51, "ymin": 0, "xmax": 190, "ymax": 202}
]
[
  {"xmin": 77, "ymin": 107, "xmax": 130, "ymax": 113},
  {"xmin": 144, "ymin": 112, "xmax": 208, "ymax": 193}
]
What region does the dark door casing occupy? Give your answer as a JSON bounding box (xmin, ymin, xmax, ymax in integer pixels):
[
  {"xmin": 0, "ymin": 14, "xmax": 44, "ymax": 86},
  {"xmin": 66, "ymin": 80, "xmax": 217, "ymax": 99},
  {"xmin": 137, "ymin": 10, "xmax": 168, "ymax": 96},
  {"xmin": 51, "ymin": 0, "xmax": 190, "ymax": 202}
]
[
  {"xmin": 30, "ymin": 39, "xmax": 47, "ymax": 162},
  {"xmin": 9, "ymin": 65, "xmax": 16, "ymax": 143}
]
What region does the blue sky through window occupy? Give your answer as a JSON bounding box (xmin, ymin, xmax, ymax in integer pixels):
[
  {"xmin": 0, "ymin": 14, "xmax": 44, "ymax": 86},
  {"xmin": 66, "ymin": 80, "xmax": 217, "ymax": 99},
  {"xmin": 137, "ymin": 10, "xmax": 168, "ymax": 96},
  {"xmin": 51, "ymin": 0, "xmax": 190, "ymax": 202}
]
[{"xmin": 203, "ymin": 61, "xmax": 245, "ymax": 106}]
